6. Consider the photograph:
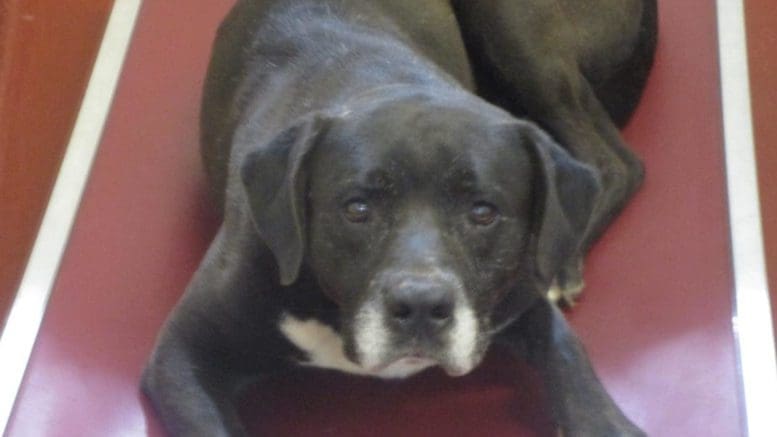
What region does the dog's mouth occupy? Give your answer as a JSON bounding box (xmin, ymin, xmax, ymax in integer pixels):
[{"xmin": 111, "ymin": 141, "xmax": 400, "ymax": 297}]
[
  {"xmin": 365, "ymin": 348, "xmax": 435, "ymax": 371},
  {"xmin": 380, "ymin": 354, "xmax": 436, "ymax": 369},
  {"xmin": 365, "ymin": 349, "xmax": 478, "ymax": 378},
  {"xmin": 350, "ymin": 303, "xmax": 488, "ymax": 378}
]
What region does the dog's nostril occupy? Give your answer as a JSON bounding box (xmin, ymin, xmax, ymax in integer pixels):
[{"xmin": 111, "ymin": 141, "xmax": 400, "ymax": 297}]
[
  {"xmin": 385, "ymin": 283, "xmax": 455, "ymax": 327},
  {"xmin": 390, "ymin": 302, "xmax": 413, "ymax": 321},
  {"xmin": 429, "ymin": 303, "xmax": 452, "ymax": 321}
]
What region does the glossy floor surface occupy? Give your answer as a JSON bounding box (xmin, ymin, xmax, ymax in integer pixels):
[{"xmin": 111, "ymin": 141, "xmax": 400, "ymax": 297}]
[{"xmin": 4, "ymin": 0, "xmax": 749, "ymax": 436}]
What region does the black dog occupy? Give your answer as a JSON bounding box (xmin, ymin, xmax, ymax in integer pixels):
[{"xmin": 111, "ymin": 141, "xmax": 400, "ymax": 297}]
[{"xmin": 143, "ymin": 0, "xmax": 657, "ymax": 435}]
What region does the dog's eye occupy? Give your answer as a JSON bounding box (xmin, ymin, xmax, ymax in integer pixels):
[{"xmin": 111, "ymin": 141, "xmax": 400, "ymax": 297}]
[
  {"xmin": 469, "ymin": 202, "xmax": 499, "ymax": 226},
  {"xmin": 344, "ymin": 200, "xmax": 371, "ymax": 223}
]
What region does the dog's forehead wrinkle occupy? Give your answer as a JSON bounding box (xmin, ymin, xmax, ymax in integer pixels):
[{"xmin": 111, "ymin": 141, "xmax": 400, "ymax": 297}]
[
  {"xmin": 393, "ymin": 267, "xmax": 464, "ymax": 288},
  {"xmin": 323, "ymin": 120, "xmax": 501, "ymax": 194}
]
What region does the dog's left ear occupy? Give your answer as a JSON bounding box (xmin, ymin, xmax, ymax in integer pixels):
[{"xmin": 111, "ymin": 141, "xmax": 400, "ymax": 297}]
[
  {"xmin": 240, "ymin": 113, "xmax": 331, "ymax": 286},
  {"xmin": 518, "ymin": 122, "xmax": 601, "ymax": 288}
]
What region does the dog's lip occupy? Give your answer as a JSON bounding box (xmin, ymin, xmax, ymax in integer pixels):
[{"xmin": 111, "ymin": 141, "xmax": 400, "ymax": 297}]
[
  {"xmin": 389, "ymin": 356, "xmax": 472, "ymax": 377},
  {"xmin": 370, "ymin": 353, "xmax": 436, "ymax": 372},
  {"xmin": 441, "ymin": 364, "xmax": 471, "ymax": 377},
  {"xmin": 398, "ymin": 355, "xmax": 433, "ymax": 365}
]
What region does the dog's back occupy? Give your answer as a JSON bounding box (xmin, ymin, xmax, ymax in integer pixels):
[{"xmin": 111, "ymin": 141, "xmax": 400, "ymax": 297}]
[
  {"xmin": 200, "ymin": 0, "xmax": 474, "ymax": 209},
  {"xmin": 201, "ymin": 0, "xmax": 657, "ymax": 211}
]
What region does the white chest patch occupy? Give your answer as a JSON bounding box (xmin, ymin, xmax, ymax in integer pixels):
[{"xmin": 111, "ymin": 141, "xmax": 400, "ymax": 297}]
[{"xmin": 278, "ymin": 313, "xmax": 435, "ymax": 379}]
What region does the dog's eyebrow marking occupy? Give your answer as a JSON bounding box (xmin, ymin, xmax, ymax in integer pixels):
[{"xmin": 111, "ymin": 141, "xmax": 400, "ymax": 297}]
[
  {"xmin": 443, "ymin": 166, "xmax": 478, "ymax": 195},
  {"xmin": 336, "ymin": 169, "xmax": 398, "ymax": 200},
  {"xmin": 365, "ymin": 169, "xmax": 395, "ymax": 191}
]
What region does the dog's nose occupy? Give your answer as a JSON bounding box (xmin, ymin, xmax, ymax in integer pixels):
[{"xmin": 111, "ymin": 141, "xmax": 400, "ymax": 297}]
[{"xmin": 385, "ymin": 282, "xmax": 455, "ymax": 330}]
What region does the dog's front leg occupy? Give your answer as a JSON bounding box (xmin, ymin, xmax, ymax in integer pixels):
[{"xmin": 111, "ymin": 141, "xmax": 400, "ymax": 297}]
[
  {"xmin": 142, "ymin": 329, "xmax": 249, "ymax": 437},
  {"xmin": 143, "ymin": 225, "xmax": 285, "ymax": 436},
  {"xmin": 498, "ymin": 299, "xmax": 645, "ymax": 437}
]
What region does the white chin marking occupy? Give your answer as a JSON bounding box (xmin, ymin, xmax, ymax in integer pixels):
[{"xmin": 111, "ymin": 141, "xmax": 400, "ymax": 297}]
[
  {"xmin": 353, "ymin": 304, "xmax": 388, "ymax": 370},
  {"xmin": 278, "ymin": 313, "xmax": 433, "ymax": 379},
  {"xmin": 447, "ymin": 303, "xmax": 479, "ymax": 376}
]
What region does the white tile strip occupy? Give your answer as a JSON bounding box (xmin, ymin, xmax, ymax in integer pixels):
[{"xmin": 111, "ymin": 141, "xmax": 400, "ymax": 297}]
[
  {"xmin": 716, "ymin": 1, "xmax": 777, "ymax": 436},
  {"xmin": 0, "ymin": 0, "xmax": 142, "ymax": 433}
]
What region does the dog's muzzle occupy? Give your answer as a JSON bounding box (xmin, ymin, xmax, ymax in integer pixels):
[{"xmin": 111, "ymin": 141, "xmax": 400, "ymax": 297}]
[{"xmin": 354, "ymin": 268, "xmax": 481, "ymax": 377}]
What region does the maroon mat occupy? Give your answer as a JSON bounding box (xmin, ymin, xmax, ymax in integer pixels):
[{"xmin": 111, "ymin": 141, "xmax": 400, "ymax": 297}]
[{"xmin": 6, "ymin": 1, "xmax": 743, "ymax": 436}]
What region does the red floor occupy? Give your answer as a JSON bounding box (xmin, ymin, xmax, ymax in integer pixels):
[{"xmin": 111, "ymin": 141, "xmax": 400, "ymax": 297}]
[{"xmin": 5, "ymin": 1, "xmax": 744, "ymax": 436}]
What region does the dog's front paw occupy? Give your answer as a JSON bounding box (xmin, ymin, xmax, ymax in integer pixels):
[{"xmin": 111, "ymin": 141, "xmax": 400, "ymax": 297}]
[{"xmin": 547, "ymin": 257, "xmax": 585, "ymax": 307}]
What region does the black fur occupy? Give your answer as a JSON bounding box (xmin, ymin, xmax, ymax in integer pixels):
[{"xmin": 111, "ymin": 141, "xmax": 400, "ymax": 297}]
[{"xmin": 143, "ymin": 1, "xmax": 656, "ymax": 435}]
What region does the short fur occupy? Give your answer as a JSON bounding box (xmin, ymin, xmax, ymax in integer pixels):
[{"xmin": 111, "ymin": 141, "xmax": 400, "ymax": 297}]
[{"xmin": 143, "ymin": 1, "xmax": 657, "ymax": 435}]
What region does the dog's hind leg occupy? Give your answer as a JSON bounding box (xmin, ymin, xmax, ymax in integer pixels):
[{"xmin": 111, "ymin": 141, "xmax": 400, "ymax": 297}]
[{"xmin": 453, "ymin": 0, "xmax": 656, "ymax": 304}]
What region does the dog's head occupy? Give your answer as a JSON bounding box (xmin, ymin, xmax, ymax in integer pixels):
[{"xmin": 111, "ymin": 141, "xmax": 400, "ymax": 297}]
[{"xmin": 241, "ymin": 90, "xmax": 600, "ymax": 376}]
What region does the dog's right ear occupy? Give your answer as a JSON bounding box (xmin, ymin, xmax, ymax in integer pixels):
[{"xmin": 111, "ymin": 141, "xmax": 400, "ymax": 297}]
[{"xmin": 240, "ymin": 113, "xmax": 330, "ymax": 286}]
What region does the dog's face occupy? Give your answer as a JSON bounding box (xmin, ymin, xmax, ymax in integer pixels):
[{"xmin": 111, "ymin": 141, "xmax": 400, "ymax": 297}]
[
  {"xmin": 241, "ymin": 92, "xmax": 600, "ymax": 377},
  {"xmin": 306, "ymin": 96, "xmax": 536, "ymax": 376}
]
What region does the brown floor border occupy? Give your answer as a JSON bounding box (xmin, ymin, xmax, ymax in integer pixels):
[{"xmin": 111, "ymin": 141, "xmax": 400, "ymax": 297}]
[
  {"xmin": 0, "ymin": 0, "xmax": 114, "ymax": 324},
  {"xmin": 0, "ymin": 0, "xmax": 143, "ymax": 431}
]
